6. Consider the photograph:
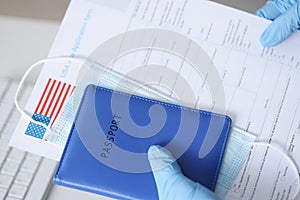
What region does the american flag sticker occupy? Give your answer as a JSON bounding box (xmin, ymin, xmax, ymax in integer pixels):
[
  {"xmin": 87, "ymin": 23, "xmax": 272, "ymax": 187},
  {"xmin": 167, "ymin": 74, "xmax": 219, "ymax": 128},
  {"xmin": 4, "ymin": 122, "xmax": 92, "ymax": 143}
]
[{"xmin": 25, "ymin": 78, "xmax": 75, "ymax": 139}]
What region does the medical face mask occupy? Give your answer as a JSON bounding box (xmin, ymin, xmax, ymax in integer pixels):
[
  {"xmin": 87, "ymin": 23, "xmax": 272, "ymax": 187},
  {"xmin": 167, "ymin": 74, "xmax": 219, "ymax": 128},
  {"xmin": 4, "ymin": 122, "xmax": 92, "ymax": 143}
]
[
  {"xmin": 15, "ymin": 56, "xmax": 300, "ymax": 200},
  {"xmin": 214, "ymin": 127, "xmax": 257, "ymax": 199}
]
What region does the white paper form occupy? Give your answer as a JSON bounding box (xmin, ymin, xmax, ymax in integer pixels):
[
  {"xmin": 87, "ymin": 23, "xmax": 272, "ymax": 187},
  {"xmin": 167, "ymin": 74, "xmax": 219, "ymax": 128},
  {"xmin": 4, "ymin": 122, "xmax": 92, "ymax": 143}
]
[
  {"xmin": 10, "ymin": 0, "xmax": 300, "ymax": 199},
  {"xmin": 104, "ymin": 2, "xmax": 300, "ymax": 199}
]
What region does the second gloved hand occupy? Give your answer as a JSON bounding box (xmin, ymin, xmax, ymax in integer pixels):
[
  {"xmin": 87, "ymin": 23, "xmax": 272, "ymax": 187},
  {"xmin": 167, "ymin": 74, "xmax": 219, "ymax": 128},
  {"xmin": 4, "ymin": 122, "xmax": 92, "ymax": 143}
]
[
  {"xmin": 256, "ymin": 0, "xmax": 300, "ymax": 47},
  {"xmin": 148, "ymin": 145, "xmax": 220, "ymax": 200}
]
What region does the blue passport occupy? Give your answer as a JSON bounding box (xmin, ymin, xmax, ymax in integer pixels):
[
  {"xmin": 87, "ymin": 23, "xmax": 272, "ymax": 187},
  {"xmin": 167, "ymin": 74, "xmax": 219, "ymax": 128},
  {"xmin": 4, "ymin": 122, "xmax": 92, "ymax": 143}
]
[{"xmin": 54, "ymin": 84, "xmax": 231, "ymax": 199}]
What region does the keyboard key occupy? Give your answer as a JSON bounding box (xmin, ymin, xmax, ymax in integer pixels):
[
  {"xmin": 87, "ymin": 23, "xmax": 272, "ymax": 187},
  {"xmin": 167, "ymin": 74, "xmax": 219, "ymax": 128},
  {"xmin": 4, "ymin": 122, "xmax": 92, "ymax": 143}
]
[
  {"xmin": 0, "ymin": 151, "xmax": 8, "ymax": 164},
  {"xmin": 26, "ymin": 153, "xmax": 41, "ymax": 162},
  {"xmin": 5, "ymin": 196, "xmax": 20, "ymax": 200},
  {"xmin": 0, "ymin": 140, "xmax": 10, "ymax": 152},
  {"xmin": 7, "ymin": 113, "xmax": 20, "ymax": 125},
  {"xmin": 4, "ymin": 123, "xmax": 17, "ymax": 134},
  {"xmin": 0, "ymin": 144, "xmax": 11, "ymax": 153},
  {"xmin": 0, "ymin": 103, "xmax": 13, "ymax": 117},
  {"xmin": 1, "ymin": 160, "xmax": 20, "ymax": 176},
  {"xmin": 0, "ymin": 122, "xmax": 5, "ymax": 133},
  {"xmin": 0, "ymin": 114, "xmax": 8, "ymax": 124},
  {"xmin": 7, "ymin": 149, "xmax": 25, "ymax": 164},
  {"xmin": 0, "ymin": 187, "xmax": 7, "ymax": 199},
  {"xmin": 20, "ymin": 159, "xmax": 39, "ymax": 174},
  {"xmin": 8, "ymin": 184, "xmax": 27, "ymax": 199},
  {"xmin": 0, "ymin": 174, "xmax": 13, "ymax": 189},
  {"xmin": 0, "ymin": 104, "xmax": 11, "ymax": 117},
  {"xmin": 0, "ymin": 134, "xmax": 11, "ymax": 143},
  {"xmin": 1, "ymin": 131, "xmax": 13, "ymax": 140},
  {"xmin": 14, "ymin": 171, "xmax": 33, "ymax": 186},
  {"xmin": 0, "ymin": 79, "xmax": 9, "ymax": 98},
  {"xmin": 3, "ymin": 83, "xmax": 18, "ymax": 102}
]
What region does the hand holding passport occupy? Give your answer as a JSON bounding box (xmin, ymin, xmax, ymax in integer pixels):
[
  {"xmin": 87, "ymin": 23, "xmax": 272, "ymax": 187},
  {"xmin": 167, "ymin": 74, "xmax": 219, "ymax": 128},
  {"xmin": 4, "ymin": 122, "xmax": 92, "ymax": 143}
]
[
  {"xmin": 54, "ymin": 85, "xmax": 231, "ymax": 200},
  {"xmin": 148, "ymin": 145, "xmax": 220, "ymax": 200}
]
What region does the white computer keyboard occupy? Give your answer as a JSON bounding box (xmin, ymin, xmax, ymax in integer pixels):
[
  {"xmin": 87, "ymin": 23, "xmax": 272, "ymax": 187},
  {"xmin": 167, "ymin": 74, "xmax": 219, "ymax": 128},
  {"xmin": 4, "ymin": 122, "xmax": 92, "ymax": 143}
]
[{"xmin": 0, "ymin": 78, "xmax": 57, "ymax": 200}]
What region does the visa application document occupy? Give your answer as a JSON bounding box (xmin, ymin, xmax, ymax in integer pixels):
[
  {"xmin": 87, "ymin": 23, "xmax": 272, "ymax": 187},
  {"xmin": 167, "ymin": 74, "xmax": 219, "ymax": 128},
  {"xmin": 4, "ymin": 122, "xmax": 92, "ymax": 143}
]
[{"xmin": 10, "ymin": 0, "xmax": 300, "ymax": 199}]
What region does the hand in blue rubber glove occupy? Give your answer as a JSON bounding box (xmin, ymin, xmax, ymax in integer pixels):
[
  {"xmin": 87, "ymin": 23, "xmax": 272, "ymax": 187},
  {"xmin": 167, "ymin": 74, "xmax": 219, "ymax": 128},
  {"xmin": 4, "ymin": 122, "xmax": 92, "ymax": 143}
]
[
  {"xmin": 148, "ymin": 145, "xmax": 220, "ymax": 200},
  {"xmin": 255, "ymin": 0, "xmax": 300, "ymax": 47}
]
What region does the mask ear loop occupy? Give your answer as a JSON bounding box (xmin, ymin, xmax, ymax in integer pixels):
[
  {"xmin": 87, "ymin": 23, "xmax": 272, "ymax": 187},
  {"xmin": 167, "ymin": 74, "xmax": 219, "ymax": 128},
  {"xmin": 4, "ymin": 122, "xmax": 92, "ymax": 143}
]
[
  {"xmin": 250, "ymin": 142, "xmax": 300, "ymax": 200},
  {"xmin": 15, "ymin": 56, "xmax": 87, "ymax": 134}
]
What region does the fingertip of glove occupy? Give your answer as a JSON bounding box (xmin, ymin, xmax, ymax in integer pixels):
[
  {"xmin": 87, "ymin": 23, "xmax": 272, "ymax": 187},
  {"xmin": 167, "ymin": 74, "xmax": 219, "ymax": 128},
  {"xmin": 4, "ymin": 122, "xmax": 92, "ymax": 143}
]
[
  {"xmin": 148, "ymin": 145, "xmax": 162, "ymax": 154},
  {"xmin": 260, "ymin": 31, "xmax": 273, "ymax": 47},
  {"xmin": 148, "ymin": 145, "xmax": 180, "ymax": 172},
  {"xmin": 259, "ymin": 23, "xmax": 280, "ymax": 47},
  {"xmin": 148, "ymin": 145, "xmax": 175, "ymax": 162}
]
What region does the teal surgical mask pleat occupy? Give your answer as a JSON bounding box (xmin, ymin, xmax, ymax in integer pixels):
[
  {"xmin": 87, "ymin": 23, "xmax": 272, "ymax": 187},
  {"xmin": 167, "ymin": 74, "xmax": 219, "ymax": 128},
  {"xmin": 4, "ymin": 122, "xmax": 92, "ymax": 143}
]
[{"xmin": 215, "ymin": 127, "xmax": 256, "ymax": 199}]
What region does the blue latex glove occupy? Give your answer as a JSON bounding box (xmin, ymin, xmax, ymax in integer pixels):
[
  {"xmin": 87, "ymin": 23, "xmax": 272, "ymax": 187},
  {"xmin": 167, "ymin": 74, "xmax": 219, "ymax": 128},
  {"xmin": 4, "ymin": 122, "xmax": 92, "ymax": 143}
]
[
  {"xmin": 255, "ymin": 0, "xmax": 300, "ymax": 47},
  {"xmin": 148, "ymin": 145, "xmax": 220, "ymax": 200}
]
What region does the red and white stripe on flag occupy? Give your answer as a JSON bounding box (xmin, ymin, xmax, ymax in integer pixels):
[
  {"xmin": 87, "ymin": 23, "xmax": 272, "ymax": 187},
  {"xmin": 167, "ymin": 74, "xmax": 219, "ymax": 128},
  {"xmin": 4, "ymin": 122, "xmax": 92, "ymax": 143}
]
[{"xmin": 34, "ymin": 78, "xmax": 75, "ymax": 126}]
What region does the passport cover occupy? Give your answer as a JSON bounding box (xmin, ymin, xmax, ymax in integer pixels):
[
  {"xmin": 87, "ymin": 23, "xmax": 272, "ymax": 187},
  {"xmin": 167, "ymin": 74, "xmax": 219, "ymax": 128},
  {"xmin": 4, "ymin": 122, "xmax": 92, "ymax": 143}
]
[{"xmin": 54, "ymin": 84, "xmax": 231, "ymax": 199}]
